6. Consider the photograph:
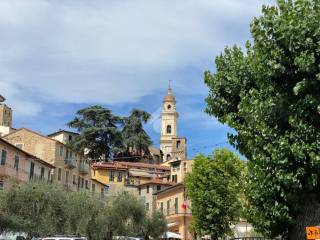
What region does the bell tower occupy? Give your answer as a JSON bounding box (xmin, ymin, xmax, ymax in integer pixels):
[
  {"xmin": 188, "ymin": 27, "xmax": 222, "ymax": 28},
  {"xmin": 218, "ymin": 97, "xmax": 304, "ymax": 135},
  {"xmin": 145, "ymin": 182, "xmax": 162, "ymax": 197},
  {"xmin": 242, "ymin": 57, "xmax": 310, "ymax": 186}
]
[{"xmin": 160, "ymin": 86, "xmax": 179, "ymax": 162}]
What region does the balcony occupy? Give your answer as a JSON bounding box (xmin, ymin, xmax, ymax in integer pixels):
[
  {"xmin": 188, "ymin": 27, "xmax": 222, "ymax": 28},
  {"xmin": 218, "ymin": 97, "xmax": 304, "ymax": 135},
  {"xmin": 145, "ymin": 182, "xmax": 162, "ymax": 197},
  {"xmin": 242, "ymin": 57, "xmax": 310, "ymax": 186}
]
[
  {"xmin": 0, "ymin": 165, "xmax": 28, "ymax": 182},
  {"xmin": 65, "ymin": 158, "xmax": 77, "ymax": 169},
  {"xmin": 165, "ymin": 207, "xmax": 192, "ymax": 220},
  {"xmin": 125, "ymin": 178, "xmax": 141, "ymax": 186},
  {"xmin": 79, "ymin": 161, "xmax": 89, "ymax": 174}
]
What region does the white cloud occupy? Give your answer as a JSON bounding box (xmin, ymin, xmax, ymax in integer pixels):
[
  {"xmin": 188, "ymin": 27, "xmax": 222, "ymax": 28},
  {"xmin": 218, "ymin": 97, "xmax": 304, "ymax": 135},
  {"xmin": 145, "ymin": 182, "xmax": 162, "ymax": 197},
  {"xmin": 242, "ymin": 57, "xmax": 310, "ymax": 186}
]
[{"xmin": 0, "ymin": 0, "xmax": 274, "ymax": 116}]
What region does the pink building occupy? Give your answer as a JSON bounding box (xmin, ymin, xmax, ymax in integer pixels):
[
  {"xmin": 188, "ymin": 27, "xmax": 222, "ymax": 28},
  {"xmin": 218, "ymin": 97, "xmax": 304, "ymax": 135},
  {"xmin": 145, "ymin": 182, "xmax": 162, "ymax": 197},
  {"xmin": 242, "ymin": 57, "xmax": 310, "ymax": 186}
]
[{"xmin": 0, "ymin": 138, "xmax": 55, "ymax": 190}]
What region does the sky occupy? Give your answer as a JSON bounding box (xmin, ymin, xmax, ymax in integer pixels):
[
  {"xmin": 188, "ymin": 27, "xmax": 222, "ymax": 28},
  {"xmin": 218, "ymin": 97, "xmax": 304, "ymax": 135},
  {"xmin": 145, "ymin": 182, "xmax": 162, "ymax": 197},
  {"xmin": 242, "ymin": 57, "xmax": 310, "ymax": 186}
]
[{"xmin": 0, "ymin": 0, "xmax": 275, "ymax": 159}]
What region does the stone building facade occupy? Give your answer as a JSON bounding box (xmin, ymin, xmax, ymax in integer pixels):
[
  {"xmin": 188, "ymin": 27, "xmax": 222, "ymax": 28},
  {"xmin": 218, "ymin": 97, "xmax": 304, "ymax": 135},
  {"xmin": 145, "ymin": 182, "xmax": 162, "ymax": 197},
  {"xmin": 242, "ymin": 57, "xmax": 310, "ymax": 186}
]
[{"xmin": 3, "ymin": 128, "xmax": 107, "ymax": 196}]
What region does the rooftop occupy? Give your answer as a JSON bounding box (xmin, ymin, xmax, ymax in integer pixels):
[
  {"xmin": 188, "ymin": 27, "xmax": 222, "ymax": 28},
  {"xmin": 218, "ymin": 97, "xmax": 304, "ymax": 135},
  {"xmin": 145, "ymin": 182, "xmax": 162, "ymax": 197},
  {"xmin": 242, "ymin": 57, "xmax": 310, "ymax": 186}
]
[
  {"xmin": 153, "ymin": 183, "xmax": 184, "ymax": 195},
  {"xmin": 47, "ymin": 129, "xmax": 79, "ymax": 137},
  {"xmin": 163, "ymin": 87, "xmax": 176, "ymax": 103},
  {"xmin": 0, "ymin": 138, "xmax": 55, "ymax": 169},
  {"xmin": 92, "ymin": 161, "xmax": 171, "ymax": 171}
]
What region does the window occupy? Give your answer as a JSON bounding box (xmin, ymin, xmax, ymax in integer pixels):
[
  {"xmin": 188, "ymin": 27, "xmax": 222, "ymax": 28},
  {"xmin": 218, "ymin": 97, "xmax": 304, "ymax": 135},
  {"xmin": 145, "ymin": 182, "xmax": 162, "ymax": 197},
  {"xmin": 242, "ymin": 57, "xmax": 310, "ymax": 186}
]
[
  {"xmin": 78, "ymin": 176, "xmax": 81, "ymax": 188},
  {"xmin": 73, "ymin": 174, "xmax": 76, "ymax": 185},
  {"xmin": 0, "ymin": 150, "xmax": 7, "ymax": 165},
  {"xmin": 166, "ymin": 125, "xmax": 172, "ymax": 134},
  {"xmin": 109, "ymin": 171, "xmax": 114, "ymax": 182},
  {"xmin": 175, "ymin": 197, "xmax": 179, "ymax": 214},
  {"xmin": 160, "ymin": 202, "xmax": 163, "ymax": 213},
  {"xmin": 69, "ymin": 135, "xmax": 73, "ymax": 141},
  {"xmin": 146, "ymin": 203, "xmax": 149, "ymax": 211},
  {"xmin": 0, "ymin": 181, "xmax": 3, "ymax": 191},
  {"xmin": 58, "ymin": 168, "xmax": 62, "ymax": 181},
  {"xmin": 30, "ymin": 162, "xmax": 34, "ymax": 180},
  {"xmin": 93, "ymin": 170, "xmax": 96, "ymax": 176},
  {"xmin": 101, "ymin": 188, "xmax": 104, "ymax": 198},
  {"xmin": 167, "ymin": 104, "xmax": 171, "ymax": 110},
  {"xmin": 157, "ymin": 185, "xmax": 161, "ymax": 191},
  {"xmin": 147, "ymin": 185, "xmax": 150, "ymax": 193},
  {"xmin": 184, "ymin": 162, "xmax": 187, "ymax": 171},
  {"xmin": 92, "ymin": 183, "xmax": 96, "ymax": 193},
  {"xmin": 48, "ymin": 170, "xmax": 51, "ymax": 181},
  {"xmin": 167, "ymin": 200, "xmax": 170, "ymax": 216},
  {"xmin": 117, "ymin": 172, "xmax": 123, "ymax": 182},
  {"xmin": 66, "ymin": 171, "xmax": 69, "ymax": 183},
  {"xmin": 176, "ymin": 140, "xmax": 181, "ymax": 149},
  {"xmin": 59, "ymin": 146, "xmax": 63, "ymax": 156},
  {"xmin": 172, "ymin": 175, "xmax": 177, "ymax": 183},
  {"xmin": 166, "ymin": 154, "xmax": 171, "ymax": 161},
  {"xmin": 40, "ymin": 167, "xmax": 45, "ymax": 179},
  {"xmin": 81, "ymin": 178, "xmax": 84, "ymax": 188},
  {"xmin": 14, "ymin": 156, "xmax": 19, "ymax": 171},
  {"xmin": 104, "ymin": 186, "xmax": 109, "ymax": 194},
  {"xmin": 85, "ymin": 180, "xmax": 89, "ymax": 189},
  {"xmin": 65, "ymin": 149, "xmax": 69, "ymax": 159},
  {"xmin": 138, "ymin": 187, "xmax": 141, "ymax": 195}
]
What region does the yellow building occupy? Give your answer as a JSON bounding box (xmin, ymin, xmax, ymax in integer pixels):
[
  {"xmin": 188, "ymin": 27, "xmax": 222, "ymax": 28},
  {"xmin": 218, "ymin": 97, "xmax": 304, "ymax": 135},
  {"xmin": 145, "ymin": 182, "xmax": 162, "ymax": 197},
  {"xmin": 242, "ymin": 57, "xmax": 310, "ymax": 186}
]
[
  {"xmin": 3, "ymin": 128, "xmax": 106, "ymax": 196},
  {"xmin": 155, "ymin": 183, "xmax": 192, "ymax": 240},
  {"xmin": 92, "ymin": 162, "xmax": 128, "ymax": 195},
  {"xmin": 92, "ymin": 161, "xmax": 171, "ymax": 195}
]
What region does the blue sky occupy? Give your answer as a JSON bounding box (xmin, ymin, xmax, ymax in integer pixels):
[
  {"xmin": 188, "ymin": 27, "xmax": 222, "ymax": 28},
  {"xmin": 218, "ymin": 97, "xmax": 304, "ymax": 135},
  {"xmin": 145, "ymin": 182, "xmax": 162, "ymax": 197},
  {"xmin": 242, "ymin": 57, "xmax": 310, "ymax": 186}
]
[{"xmin": 0, "ymin": 0, "xmax": 274, "ymax": 159}]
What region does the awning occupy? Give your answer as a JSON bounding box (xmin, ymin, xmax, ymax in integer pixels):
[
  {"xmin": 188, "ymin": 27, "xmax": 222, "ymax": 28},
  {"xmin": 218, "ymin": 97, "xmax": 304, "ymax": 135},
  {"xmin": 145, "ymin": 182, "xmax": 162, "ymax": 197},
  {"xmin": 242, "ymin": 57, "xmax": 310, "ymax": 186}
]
[
  {"xmin": 129, "ymin": 169, "xmax": 152, "ymax": 178},
  {"xmin": 161, "ymin": 232, "xmax": 181, "ymax": 239}
]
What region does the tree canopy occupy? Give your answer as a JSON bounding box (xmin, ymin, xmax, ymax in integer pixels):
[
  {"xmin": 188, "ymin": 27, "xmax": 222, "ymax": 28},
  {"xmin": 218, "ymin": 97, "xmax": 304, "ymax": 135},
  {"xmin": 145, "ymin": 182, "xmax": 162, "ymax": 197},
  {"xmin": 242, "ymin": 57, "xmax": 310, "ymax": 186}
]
[
  {"xmin": 67, "ymin": 105, "xmax": 123, "ymax": 160},
  {"xmin": 0, "ymin": 181, "xmax": 166, "ymax": 240},
  {"xmin": 185, "ymin": 149, "xmax": 245, "ymax": 239},
  {"xmin": 67, "ymin": 106, "xmax": 152, "ymax": 161},
  {"xmin": 120, "ymin": 109, "xmax": 153, "ymax": 160},
  {"xmin": 205, "ymin": 0, "xmax": 320, "ymax": 239}
]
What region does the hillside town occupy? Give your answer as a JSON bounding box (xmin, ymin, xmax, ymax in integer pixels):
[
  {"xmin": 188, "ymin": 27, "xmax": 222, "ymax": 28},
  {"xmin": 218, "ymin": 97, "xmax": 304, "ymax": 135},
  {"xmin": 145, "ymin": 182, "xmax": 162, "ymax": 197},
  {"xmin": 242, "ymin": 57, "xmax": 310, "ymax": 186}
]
[
  {"xmin": 0, "ymin": 88, "xmax": 200, "ymax": 240},
  {"xmin": 2, "ymin": 1, "xmax": 320, "ymax": 240}
]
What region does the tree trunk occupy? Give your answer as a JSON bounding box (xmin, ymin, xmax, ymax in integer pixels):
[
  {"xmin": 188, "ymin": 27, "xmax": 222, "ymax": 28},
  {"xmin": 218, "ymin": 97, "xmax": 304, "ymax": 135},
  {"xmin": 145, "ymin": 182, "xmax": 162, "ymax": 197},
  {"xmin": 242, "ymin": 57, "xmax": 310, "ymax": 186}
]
[{"xmin": 288, "ymin": 195, "xmax": 320, "ymax": 240}]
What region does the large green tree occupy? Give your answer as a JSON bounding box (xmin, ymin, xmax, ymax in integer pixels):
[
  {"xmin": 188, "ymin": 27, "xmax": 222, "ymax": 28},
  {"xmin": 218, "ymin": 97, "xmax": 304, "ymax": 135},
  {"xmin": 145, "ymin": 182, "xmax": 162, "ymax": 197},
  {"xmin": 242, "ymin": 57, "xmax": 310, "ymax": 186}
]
[
  {"xmin": 68, "ymin": 105, "xmax": 123, "ymax": 160},
  {"xmin": 185, "ymin": 149, "xmax": 244, "ymax": 239},
  {"xmin": 119, "ymin": 109, "xmax": 153, "ymax": 161},
  {"xmin": 205, "ymin": 0, "xmax": 320, "ymax": 239},
  {"xmin": 0, "ymin": 181, "xmax": 69, "ymax": 237},
  {"xmin": 68, "ymin": 106, "xmax": 153, "ymax": 162},
  {"xmin": 139, "ymin": 211, "xmax": 167, "ymax": 240}
]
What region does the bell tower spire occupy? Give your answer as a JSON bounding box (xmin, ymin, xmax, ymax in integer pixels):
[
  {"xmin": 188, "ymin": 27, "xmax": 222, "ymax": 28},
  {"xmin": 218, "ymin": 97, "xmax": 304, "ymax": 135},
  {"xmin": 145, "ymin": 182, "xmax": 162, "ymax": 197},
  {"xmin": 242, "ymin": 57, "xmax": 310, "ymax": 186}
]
[{"xmin": 160, "ymin": 85, "xmax": 179, "ymax": 162}]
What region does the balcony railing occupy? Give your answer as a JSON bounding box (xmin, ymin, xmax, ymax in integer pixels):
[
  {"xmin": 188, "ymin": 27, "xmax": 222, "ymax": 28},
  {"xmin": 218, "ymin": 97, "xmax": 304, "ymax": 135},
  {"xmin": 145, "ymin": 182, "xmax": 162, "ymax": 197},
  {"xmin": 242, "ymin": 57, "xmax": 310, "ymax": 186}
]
[
  {"xmin": 164, "ymin": 207, "xmax": 192, "ymax": 218},
  {"xmin": 65, "ymin": 158, "xmax": 77, "ymax": 169},
  {"xmin": 79, "ymin": 161, "xmax": 89, "ymax": 174},
  {"xmin": 125, "ymin": 178, "xmax": 141, "ymax": 186}
]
